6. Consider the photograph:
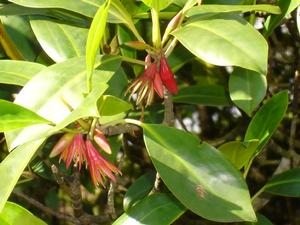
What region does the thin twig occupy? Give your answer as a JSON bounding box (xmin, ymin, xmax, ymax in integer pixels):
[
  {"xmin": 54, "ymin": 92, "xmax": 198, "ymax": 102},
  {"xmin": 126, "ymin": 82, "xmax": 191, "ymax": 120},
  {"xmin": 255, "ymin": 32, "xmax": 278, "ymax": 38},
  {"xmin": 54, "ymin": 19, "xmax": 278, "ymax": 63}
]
[
  {"xmin": 69, "ymin": 169, "xmax": 84, "ymax": 218},
  {"xmin": 107, "ymin": 181, "xmax": 117, "ymax": 220},
  {"xmin": 13, "ymin": 190, "xmax": 81, "ymax": 225}
]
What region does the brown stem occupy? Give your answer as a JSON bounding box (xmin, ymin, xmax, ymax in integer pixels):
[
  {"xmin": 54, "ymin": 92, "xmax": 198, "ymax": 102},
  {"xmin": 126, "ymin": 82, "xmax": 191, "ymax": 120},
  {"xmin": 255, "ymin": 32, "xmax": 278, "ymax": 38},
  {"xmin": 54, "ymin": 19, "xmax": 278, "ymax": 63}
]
[
  {"xmin": 13, "ymin": 190, "xmax": 81, "ymax": 225},
  {"xmin": 107, "ymin": 182, "xmax": 117, "ymax": 220}
]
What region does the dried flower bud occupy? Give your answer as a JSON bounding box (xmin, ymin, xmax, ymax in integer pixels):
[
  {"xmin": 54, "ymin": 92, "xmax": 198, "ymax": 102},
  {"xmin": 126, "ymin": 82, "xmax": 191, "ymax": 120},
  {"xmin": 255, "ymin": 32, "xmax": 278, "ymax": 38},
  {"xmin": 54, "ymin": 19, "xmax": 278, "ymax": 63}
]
[{"xmin": 125, "ymin": 41, "xmax": 151, "ymax": 50}]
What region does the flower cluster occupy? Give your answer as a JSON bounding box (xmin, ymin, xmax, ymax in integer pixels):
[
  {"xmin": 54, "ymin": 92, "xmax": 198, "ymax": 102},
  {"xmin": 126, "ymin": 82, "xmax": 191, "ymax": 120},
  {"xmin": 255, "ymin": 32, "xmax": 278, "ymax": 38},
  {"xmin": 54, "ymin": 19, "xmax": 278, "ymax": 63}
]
[
  {"xmin": 126, "ymin": 54, "xmax": 178, "ymax": 106},
  {"xmin": 50, "ymin": 129, "xmax": 121, "ymax": 187}
]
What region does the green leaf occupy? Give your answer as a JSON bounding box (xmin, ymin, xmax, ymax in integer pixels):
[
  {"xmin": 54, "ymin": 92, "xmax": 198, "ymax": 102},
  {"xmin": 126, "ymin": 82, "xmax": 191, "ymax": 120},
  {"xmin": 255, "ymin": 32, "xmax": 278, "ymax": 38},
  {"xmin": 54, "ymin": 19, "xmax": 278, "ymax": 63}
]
[
  {"xmin": 0, "ymin": 15, "xmax": 39, "ymax": 61},
  {"xmin": 0, "ymin": 202, "xmax": 47, "ymax": 225},
  {"xmin": 203, "ymin": 0, "xmax": 243, "ymax": 4},
  {"xmin": 0, "ymin": 100, "xmax": 51, "ymax": 132},
  {"xmin": 142, "ymin": 124, "xmax": 256, "ymax": 222},
  {"xmin": 0, "ymin": 3, "xmax": 50, "ymax": 16},
  {"xmin": 297, "ymin": 6, "xmax": 300, "ymax": 35},
  {"xmin": 123, "ymin": 171, "xmax": 156, "ymax": 211},
  {"xmin": 244, "ymin": 91, "xmax": 288, "ymax": 152},
  {"xmin": 86, "ymin": 0, "xmax": 111, "ymax": 93},
  {"xmin": 0, "ymin": 140, "xmax": 45, "ymax": 212},
  {"xmin": 172, "ymin": 14, "xmax": 268, "ymax": 74},
  {"xmin": 117, "ymin": 25, "xmax": 137, "ymax": 59},
  {"xmin": 114, "ymin": 193, "xmax": 185, "ymax": 225},
  {"xmin": 168, "ymin": 45, "xmax": 194, "ymax": 73},
  {"xmin": 51, "ymin": 83, "xmax": 109, "ymax": 133},
  {"xmin": 264, "ymin": 0, "xmax": 300, "ymax": 37},
  {"xmin": 173, "ymin": 84, "xmax": 230, "ymax": 106},
  {"xmin": 30, "ymin": 19, "xmax": 88, "ymax": 62},
  {"xmin": 0, "ymin": 60, "xmax": 45, "ymax": 86},
  {"xmin": 187, "ymin": 5, "xmax": 281, "ymax": 16},
  {"xmin": 98, "ymin": 95, "xmax": 132, "ymax": 116},
  {"xmin": 5, "ymin": 56, "xmax": 120, "ymax": 150},
  {"xmin": 263, "ymin": 168, "xmax": 300, "ymax": 197},
  {"xmin": 141, "ymin": 0, "xmax": 173, "ymax": 11},
  {"xmin": 218, "ymin": 140, "xmax": 259, "ymax": 169},
  {"xmin": 229, "ymin": 68, "xmax": 267, "ymax": 116},
  {"xmin": 7, "ymin": 0, "xmax": 100, "ymax": 18}
]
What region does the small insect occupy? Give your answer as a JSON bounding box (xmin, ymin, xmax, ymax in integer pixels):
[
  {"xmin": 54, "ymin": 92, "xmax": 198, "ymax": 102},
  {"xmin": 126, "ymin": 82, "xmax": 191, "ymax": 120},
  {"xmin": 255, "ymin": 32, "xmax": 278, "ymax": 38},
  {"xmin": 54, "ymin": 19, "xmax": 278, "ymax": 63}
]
[{"xmin": 195, "ymin": 184, "xmax": 207, "ymax": 199}]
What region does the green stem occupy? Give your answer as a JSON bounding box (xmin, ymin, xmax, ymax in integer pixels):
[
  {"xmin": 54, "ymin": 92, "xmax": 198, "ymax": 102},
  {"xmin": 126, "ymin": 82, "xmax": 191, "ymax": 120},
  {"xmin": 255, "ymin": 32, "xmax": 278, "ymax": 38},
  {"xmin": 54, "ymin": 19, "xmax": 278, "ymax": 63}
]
[
  {"xmin": 249, "ymin": 0, "xmax": 257, "ymax": 25},
  {"xmin": 243, "ymin": 157, "xmax": 254, "ymax": 178},
  {"xmin": 88, "ymin": 118, "xmax": 98, "ymax": 140},
  {"xmin": 251, "ymin": 186, "xmax": 265, "ymax": 202},
  {"xmin": 120, "ymin": 56, "xmax": 146, "ymax": 65},
  {"xmin": 151, "ymin": 7, "xmax": 161, "ymax": 49}
]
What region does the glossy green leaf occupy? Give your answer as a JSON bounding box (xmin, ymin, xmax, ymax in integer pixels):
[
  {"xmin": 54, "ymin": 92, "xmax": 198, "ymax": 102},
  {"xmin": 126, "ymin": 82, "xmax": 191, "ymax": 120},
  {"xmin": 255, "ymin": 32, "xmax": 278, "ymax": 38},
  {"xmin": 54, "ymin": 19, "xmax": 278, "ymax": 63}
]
[
  {"xmin": 114, "ymin": 193, "xmax": 185, "ymax": 225},
  {"xmin": 187, "ymin": 5, "xmax": 281, "ymax": 16},
  {"xmin": 142, "ymin": 124, "xmax": 256, "ymax": 222},
  {"xmin": 173, "ymin": 14, "xmax": 268, "ymax": 74},
  {"xmin": 7, "ymin": 0, "xmax": 100, "ymax": 18},
  {"xmin": 5, "ymin": 56, "xmax": 120, "ymax": 150},
  {"xmin": 0, "ymin": 217, "xmax": 9, "ymax": 225},
  {"xmin": 0, "ymin": 140, "xmax": 45, "ymax": 212},
  {"xmin": 0, "ymin": 60, "xmax": 45, "ymax": 86},
  {"xmin": 264, "ymin": 0, "xmax": 300, "ymax": 37},
  {"xmin": 30, "ymin": 19, "xmax": 88, "ymax": 62},
  {"xmin": 168, "ymin": 45, "xmax": 194, "ymax": 73},
  {"xmin": 0, "ymin": 100, "xmax": 51, "ymax": 132},
  {"xmin": 123, "ymin": 171, "xmax": 156, "ymax": 211},
  {"xmin": 98, "ymin": 95, "xmax": 132, "ymax": 116},
  {"xmin": 244, "ymin": 91, "xmax": 288, "ymax": 152},
  {"xmin": 117, "ymin": 25, "xmax": 137, "ymax": 59},
  {"xmin": 141, "ymin": 0, "xmax": 173, "ymax": 11},
  {"xmin": 0, "ymin": 3, "xmax": 50, "ymax": 16},
  {"xmin": 0, "ymin": 202, "xmax": 47, "ymax": 225},
  {"xmin": 244, "ymin": 214, "xmax": 273, "ymax": 225},
  {"xmin": 263, "ymin": 168, "xmax": 300, "ymax": 197},
  {"xmin": 173, "ymin": 84, "xmax": 230, "ymax": 106},
  {"xmin": 218, "ymin": 140, "xmax": 259, "ymax": 169},
  {"xmin": 0, "ymin": 15, "xmax": 39, "ymax": 61},
  {"xmin": 86, "ymin": 0, "xmax": 110, "ymax": 93},
  {"xmin": 229, "ymin": 68, "xmax": 267, "ymax": 116}
]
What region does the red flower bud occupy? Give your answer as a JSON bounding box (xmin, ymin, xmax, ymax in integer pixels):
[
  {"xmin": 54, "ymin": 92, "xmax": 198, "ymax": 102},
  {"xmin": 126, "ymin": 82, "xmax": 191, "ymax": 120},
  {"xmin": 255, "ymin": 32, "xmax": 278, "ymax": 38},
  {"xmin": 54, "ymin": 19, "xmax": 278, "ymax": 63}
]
[
  {"xmin": 50, "ymin": 133, "xmax": 75, "ymax": 158},
  {"xmin": 94, "ymin": 129, "xmax": 112, "ymax": 154},
  {"xmin": 160, "ymin": 56, "xmax": 178, "ymax": 94},
  {"xmin": 153, "ymin": 72, "xmax": 164, "ymax": 98}
]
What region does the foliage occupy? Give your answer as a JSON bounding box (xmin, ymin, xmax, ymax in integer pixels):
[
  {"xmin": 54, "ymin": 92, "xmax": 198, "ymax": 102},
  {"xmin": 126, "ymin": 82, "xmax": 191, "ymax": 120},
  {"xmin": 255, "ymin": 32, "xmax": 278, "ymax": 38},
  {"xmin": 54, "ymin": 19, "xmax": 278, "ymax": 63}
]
[{"xmin": 0, "ymin": 0, "xmax": 300, "ymax": 224}]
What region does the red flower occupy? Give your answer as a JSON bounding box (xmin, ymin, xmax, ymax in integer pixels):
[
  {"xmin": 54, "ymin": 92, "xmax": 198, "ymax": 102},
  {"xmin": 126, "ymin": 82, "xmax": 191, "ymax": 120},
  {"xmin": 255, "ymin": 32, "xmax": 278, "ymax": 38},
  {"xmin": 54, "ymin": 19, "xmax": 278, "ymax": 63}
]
[
  {"xmin": 50, "ymin": 133, "xmax": 86, "ymax": 170},
  {"xmin": 50, "ymin": 132, "xmax": 121, "ymax": 187},
  {"xmin": 126, "ymin": 54, "xmax": 178, "ymax": 106},
  {"xmin": 126, "ymin": 62, "xmax": 164, "ymax": 106},
  {"xmin": 159, "ymin": 55, "xmax": 178, "ymax": 94},
  {"xmin": 85, "ymin": 139, "xmax": 121, "ymax": 187}
]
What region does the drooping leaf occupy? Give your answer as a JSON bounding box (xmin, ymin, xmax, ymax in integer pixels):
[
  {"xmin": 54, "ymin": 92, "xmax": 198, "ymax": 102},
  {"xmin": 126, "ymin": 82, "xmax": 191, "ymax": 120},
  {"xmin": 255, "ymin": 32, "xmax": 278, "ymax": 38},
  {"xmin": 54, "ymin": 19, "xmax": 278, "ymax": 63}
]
[
  {"xmin": 114, "ymin": 193, "xmax": 185, "ymax": 225},
  {"xmin": 0, "ymin": 140, "xmax": 45, "ymax": 212},
  {"xmin": 263, "ymin": 168, "xmax": 300, "ymax": 197},
  {"xmin": 0, "ymin": 100, "xmax": 51, "ymax": 132},
  {"xmin": 244, "ymin": 91, "xmax": 288, "ymax": 152},
  {"xmin": 30, "ymin": 19, "xmax": 88, "ymax": 62},
  {"xmin": 5, "ymin": 56, "xmax": 120, "ymax": 150},
  {"xmin": 187, "ymin": 4, "xmax": 281, "ymax": 16},
  {"xmin": 229, "ymin": 68, "xmax": 267, "ymax": 116},
  {"xmin": 142, "ymin": 124, "xmax": 256, "ymax": 222},
  {"xmin": 123, "ymin": 171, "xmax": 156, "ymax": 211},
  {"xmin": 86, "ymin": 0, "xmax": 111, "ymax": 93},
  {"xmin": 0, "ymin": 60, "xmax": 45, "ymax": 86},
  {"xmin": 218, "ymin": 140, "xmax": 259, "ymax": 169},
  {"xmin": 203, "ymin": 0, "xmax": 243, "ymax": 4},
  {"xmin": 173, "ymin": 84, "xmax": 230, "ymax": 106},
  {"xmin": 264, "ymin": 0, "xmax": 300, "ymax": 37},
  {"xmin": 172, "ymin": 14, "xmax": 268, "ymax": 75},
  {"xmin": 0, "ymin": 202, "xmax": 47, "ymax": 225}
]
